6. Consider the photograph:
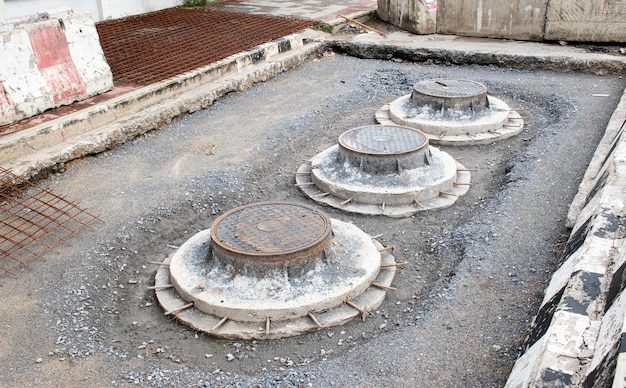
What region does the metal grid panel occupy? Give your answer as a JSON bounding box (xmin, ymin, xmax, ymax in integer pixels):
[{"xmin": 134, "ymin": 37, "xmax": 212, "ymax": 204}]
[
  {"xmin": 0, "ymin": 167, "xmax": 101, "ymax": 282},
  {"xmin": 96, "ymin": 8, "xmax": 318, "ymax": 86}
]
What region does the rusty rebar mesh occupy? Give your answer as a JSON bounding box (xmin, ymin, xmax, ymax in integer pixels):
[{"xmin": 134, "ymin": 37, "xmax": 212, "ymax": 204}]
[
  {"xmin": 96, "ymin": 7, "xmax": 319, "ymax": 86},
  {"xmin": 0, "ymin": 167, "xmax": 101, "ymax": 283}
]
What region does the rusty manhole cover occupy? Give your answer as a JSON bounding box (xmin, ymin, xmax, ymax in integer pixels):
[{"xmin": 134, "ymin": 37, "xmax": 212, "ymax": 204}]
[
  {"xmin": 338, "ymin": 125, "xmax": 430, "ymax": 175},
  {"xmin": 210, "ymin": 202, "xmax": 332, "ymax": 277},
  {"xmin": 412, "ymin": 78, "xmax": 489, "ymax": 113}
]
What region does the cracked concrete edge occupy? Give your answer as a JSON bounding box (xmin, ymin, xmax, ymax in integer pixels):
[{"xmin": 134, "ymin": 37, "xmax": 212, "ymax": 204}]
[
  {"xmin": 505, "ymin": 103, "xmax": 626, "ymax": 386},
  {"xmin": 327, "ymin": 35, "xmax": 626, "ymax": 76},
  {"xmin": 567, "ymin": 86, "xmax": 626, "ymax": 228},
  {"xmin": 0, "ymin": 29, "xmax": 326, "ymax": 180}
]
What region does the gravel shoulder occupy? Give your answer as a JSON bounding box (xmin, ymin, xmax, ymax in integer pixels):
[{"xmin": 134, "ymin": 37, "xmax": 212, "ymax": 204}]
[{"xmin": 1, "ymin": 52, "xmax": 624, "ymax": 387}]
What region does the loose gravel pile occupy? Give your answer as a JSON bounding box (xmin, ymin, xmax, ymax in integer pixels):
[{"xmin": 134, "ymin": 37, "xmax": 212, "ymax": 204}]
[{"xmin": 0, "ymin": 52, "xmax": 624, "ymax": 387}]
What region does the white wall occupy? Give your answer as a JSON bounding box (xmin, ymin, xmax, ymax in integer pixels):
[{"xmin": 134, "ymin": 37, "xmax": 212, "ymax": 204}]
[
  {"xmin": 4, "ymin": 0, "xmax": 101, "ymax": 20},
  {"xmin": 1, "ymin": 0, "xmax": 184, "ymax": 22},
  {"xmin": 100, "ymin": 0, "xmax": 181, "ymax": 20}
]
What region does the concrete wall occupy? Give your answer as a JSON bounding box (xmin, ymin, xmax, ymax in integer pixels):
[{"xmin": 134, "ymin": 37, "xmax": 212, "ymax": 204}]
[
  {"xmin": 545, "ymin": 0, "xmax": 626, "ymax": 43},
  {"xmin": 377, "ymin": 0, "xmax": 435, "ymax": 35},
  {"xmin": 436, "ymin": 0, "xmax": 547, "ymax": 41},
  {"xmin": 99, "ymin": 0, "xmax": 181, "ymax": 21},
  {"xmin": 0, "ymin": 10, "xmax": 113, "ymax": 126},
  {"xmin": 1, "ymin": 0, "xmax": 184, "ymax": 22},
  {"xmin": 4, "ymin": 0, "xmax": 101, "ymax": 21}
]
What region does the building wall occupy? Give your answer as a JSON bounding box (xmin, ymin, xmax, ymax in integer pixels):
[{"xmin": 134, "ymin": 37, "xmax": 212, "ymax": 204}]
[
  {"xmin": 377, "ymin": 0, "xmax": 435, "ymax": 35},
  {"xmin": 545, "ymin": 0, "xmax": 626, "ymax": 43},
  {"xmin": 436, "ymin": 0, "xmax": 547, "ymax": 41},
  {"xmin": 1, "ymin": 0, "xmax": 183, "ymax": 22}
]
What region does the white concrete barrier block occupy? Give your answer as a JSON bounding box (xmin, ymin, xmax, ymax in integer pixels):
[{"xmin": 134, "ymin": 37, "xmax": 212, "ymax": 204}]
[
  {"xmin": 546, "ymin": 310, "xmax": 597, "ymax": 359},
  {"xmin": 0, "ymin": 11, "xmax": 112, "ymax": 126},
  {"xmin": 587, "ymin": 291, "xmax": 626, "ymax": 378},
  {"xmin": 50, "ymin": 10, "xmax": 112, "ymax": 97}
]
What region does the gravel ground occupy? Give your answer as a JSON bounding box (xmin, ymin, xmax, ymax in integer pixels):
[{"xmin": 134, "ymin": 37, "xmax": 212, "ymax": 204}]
[{"xmin": 1, "ymin": 51, "xmax": 624, "ymax": 387}]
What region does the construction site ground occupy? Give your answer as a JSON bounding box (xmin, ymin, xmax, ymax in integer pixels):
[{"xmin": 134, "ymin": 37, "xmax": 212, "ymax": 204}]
[{"xmin": 2, "ymin": 3, "xmax": 626, "ymax": 387}]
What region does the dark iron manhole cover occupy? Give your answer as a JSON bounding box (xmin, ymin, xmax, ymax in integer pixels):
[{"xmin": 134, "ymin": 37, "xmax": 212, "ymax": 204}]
[
  {"xmin": 210, "ymin": 202, "xmax": 332, "ymax": 277},
  {"xmin": 337, "ymin": 125, "xmax": 430, "ymax": 175},
  {"xmin": 412, "ymin": 78, "xmax": 489, "ymax": 113}
]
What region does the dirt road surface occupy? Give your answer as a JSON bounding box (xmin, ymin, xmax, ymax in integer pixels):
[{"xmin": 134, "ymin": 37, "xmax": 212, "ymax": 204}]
[{"xmin": 1, "ymin": 52, "xmax": 624, "ymax": 387}]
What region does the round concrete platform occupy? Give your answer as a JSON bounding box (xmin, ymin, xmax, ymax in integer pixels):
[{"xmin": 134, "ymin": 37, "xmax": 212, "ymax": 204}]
[
  {"xmin": 154, "ymin": 218, "xmax": 397, "ymax": 339},
  {"xmin": 296, "ymin": 141, "xmax": 471, "ymax": 217},
  {"xmin": 376, "ymin": 95, "xmax": 524, "ymax": 146}
]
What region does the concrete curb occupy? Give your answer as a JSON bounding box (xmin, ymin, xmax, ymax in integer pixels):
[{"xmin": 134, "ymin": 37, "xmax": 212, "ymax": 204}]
[
  {"xmin": 0, "ymin": 29, "xmax": 326, "ymax": 180},
  {"xmin": 505, "ymin": 86, "xmax": 626, "ymax": 387},
  {"xmin": 328, "ymin": 32, "xmax": 626, "ymax": 76}
]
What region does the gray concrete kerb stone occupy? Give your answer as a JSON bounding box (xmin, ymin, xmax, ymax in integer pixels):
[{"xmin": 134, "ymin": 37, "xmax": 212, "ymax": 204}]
[{"xmin": 506, "ymin": 85, "xmax": 626, "ymax": 387}]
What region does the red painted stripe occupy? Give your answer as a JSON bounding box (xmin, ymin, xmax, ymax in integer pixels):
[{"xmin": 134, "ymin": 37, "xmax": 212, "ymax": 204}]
[
  {"xmin": 28, "ymin": 23, "xmax": 87, "ymax": 104},
  {"xmin": 0, "ymin": 82, "xmax": 11, "ymax": 106},
  {"xmin": 0, "ymin": 81, "xmax": 14, "ymax": 123}
]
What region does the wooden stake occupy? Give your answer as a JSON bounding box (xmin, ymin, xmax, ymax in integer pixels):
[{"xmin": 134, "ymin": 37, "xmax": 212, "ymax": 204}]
[
  {"xmin": 454, "ymin": 156, "xmax": 465, "ymax": 160},
  {"xmin": 147, "ymin": 284, "xmax": 174, "ymax": 290},
  {"xmin": 337, "ymin": 13, "xmax": 385, "ymax": 35},
  {"xmin": 457, "ymin": 168, "xmax": 478, "ymax": 172},
  {"xmin": 381, "ymin": 261, "xmax": 407, "ymax": 268},
  {"xmin": 301, "ymin": 159, "xmax": 312, "ymax": 164},
  {"xmin": 164, "ymin": 302, "xmax": 193, "ymax": 316},
  {"xmin": 378, "ymin": 245, "xmax": 396, "ymax": 253},
  {"xmin": 381, "ymin": 202, "xmax": 386, "ymax": 211},
  {"xmin": 345, "ymin": 300, "xmax": 369, "ymax": 321},
  {"xmin": 312, "ymin": 192, "xmax": 330, "ymax": 199},
  {"xmin": 414, "ymin": 199, "xmax": 425, "ymax": 209},
  {"xmin": 439, "ymin": 131, "xmax": 446, "ymax": 138},
  {"xmin": 370, "ymin": 233, "xmax": 383, "ymax": 240},
  {"xmin": 149, "ymin": 261, "xmax": 170, "ymax": 267},
  {"xmin": 440, "ymin": 191, "xmax": 454, "ymax": 196},
  {"xmin": 167, "ymin": 244, "xmax": 179, "ymax": 249},
  {"xmin": 372, "ymin": 282, "xmax": 397, "ymax": 291},
  {"xmin": 340, "ymin": 197, "xmax": 352, "ymax": 206},
  {"xmin": 454, "ymin": 182, "xmax": 472, "ymax": 186},
  {"xmin": 211, "ymin": 316, "xmax": 229, "ymax": 332},
  {"xmin": 265, "ymin": 318, "xmax": 271, "ymax": 335},
  {"xmin": 308, "ymin": 312, "xmax": 323, "ymax": 328}
]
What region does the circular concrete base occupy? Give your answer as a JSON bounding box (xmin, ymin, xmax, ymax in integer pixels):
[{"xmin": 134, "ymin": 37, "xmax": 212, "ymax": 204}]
[
  {"xmin": 154, "ymin": 219, "xmax": 397, "ymax": 339},
  {"xmin": 376, "ymin": 95, "xmax": 524, "ymax": 146},
  {"xmin": 296, "ymin": 145, "xmax": 471, "ymax": 217}
]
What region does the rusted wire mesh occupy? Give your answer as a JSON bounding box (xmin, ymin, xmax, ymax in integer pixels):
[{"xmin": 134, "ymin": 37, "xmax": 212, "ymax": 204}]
[
  {"xmin": 0, "ymin": 167, "xmax": 101, "ymax": 283},
  {"xmin": 96, "ymin": 7, "xmax": 319, "ymax": 86}
]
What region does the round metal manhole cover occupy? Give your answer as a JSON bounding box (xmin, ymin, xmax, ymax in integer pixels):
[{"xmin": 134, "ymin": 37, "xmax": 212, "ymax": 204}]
[
  {"xmin": 413, "ymin": 78, "xmax": 487, "ymax": 99},
  {"xmin": 210, "ymin": 202, "xmax": 332, "ymax": 259},
  {"xmin": 338, "ymin": 125, "xmax": 428, "ymax": 155}
]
